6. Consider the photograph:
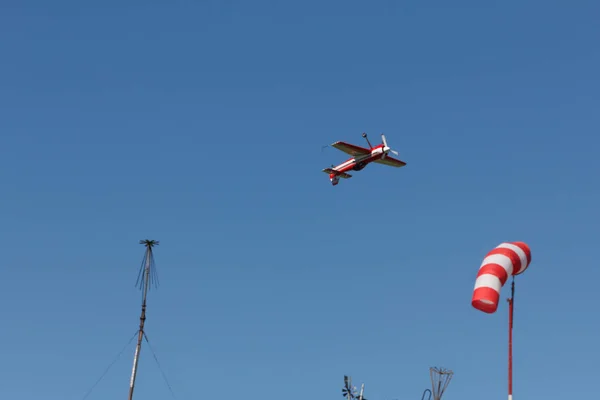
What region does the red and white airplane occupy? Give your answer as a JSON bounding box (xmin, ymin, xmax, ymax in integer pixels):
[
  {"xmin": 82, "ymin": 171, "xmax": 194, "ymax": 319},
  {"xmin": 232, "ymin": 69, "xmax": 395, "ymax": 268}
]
[{"xmin": 322, "ymin": 133, "xmax": 406, "ymax": 185}]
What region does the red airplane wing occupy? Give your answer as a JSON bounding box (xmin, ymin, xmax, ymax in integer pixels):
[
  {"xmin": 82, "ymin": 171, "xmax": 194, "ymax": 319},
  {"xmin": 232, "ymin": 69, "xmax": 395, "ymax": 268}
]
[
  {"xmin": 374, "ymin": 156, "xmax": 407, "ymax": 168},
  {"xmin": 331, "ymin": 141, "xmax": 371, "ymax": 156}
]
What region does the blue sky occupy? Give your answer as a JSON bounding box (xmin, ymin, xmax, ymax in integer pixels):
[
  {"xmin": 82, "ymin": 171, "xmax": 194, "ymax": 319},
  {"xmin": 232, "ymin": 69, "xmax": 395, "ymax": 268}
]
[{"xmin": 1, "ymin": 1, "xmax": 599, "ymax": 399}]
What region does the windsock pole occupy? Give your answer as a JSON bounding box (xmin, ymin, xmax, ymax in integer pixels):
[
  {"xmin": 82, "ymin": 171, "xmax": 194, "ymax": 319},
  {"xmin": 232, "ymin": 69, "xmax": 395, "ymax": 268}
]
[{"xmin": 507, "ymin": 277, "xmax": 515, "ymax": 400}]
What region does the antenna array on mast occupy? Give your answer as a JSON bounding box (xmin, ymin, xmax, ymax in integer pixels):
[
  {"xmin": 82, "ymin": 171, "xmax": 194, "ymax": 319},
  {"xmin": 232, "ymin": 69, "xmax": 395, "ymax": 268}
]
[
  {"xmin": 136, "ymin": 239, "xmax": 159, "ymax": 292},
  {"xmin": 341, "ymin": 376, "xmax": 367, "ymax": 400},
  {"xmin": 128, "ymin": 239, "xmax": 159, "ymax": 400},
  {"xmin": 429, "ymin": 367, "xmax": 453, "ymax": 400}
]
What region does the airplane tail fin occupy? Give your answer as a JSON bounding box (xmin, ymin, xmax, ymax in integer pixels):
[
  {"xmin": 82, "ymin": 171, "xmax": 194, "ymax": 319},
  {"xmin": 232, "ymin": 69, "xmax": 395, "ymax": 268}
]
[
  {"xmin": 322, "ymin": 168, "xmax": 352, "ymax": 186},
  {"xmin": 322, "ymin": 168, "xmax": 352, "ymax": 179}
]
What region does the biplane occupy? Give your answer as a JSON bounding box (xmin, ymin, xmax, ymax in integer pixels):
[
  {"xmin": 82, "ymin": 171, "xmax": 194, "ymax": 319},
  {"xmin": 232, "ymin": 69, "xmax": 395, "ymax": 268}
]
[{"xmin": 322, "ymin": 133, "xmax": 406, "ymax": 185}]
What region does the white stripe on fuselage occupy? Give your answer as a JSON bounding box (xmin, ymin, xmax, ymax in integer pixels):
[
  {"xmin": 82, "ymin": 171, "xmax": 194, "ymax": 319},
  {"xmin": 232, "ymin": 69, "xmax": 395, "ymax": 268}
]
[
  {"xmin": 332, "ymin": 159, "xmax": 356, "ymax": 170},
  {"xmin": 333, "ymin": 150, "xmax": 382, "ymax": 171}
]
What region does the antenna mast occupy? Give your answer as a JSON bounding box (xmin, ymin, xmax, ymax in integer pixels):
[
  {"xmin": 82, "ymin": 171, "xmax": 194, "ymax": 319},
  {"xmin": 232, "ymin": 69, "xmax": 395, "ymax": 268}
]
[
  {"xmin": 429, "ymin": 367, "xmax": 453, "ymax": 400},
  {"xmin": 342, "ymin": 376, "xmax": 357, "ymax": 400},
  {"xmin": 128, "ymin": 239, "xmax": 159, "ymax": 400},
  {"xmin": 507, "ymin": 276, "xmax": 515, "ymax": 400}
]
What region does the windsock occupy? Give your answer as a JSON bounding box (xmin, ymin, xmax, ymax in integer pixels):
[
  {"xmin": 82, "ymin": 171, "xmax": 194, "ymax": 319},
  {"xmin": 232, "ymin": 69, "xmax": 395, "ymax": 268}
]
[{"xmin": 472, "ymin": 242, "xmax": 531, "ymax": 313}]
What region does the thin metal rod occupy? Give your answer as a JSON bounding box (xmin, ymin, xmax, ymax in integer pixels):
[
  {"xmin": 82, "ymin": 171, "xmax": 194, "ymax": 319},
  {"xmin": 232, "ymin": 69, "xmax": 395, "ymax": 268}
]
[
  {"xmin": 508, "ymin": 277, "xmax": 515, "ymax": 400},
  {"xmin": 128, "ymin": 240, "xmax": 158, "ymax": 400},
  {"xmin": 347, "ymin": 377, "xmax": 351, "ymax": 400}
]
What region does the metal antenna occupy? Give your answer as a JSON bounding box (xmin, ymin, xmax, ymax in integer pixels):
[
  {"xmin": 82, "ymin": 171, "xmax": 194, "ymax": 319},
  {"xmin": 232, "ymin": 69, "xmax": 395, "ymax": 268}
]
[
  {"xmin": 128, "ymin": 239, "xmax": 159, "ymax": 400},
  {"xmin": 362, "ymin": 132, "xmax": 373, "ymax": 149},
  {"xmin": 342, "ymin": 375, "xmax": 357, "ymax": 400},
  {"xmin": 429, "ymin": 367, "xmax": 453, "ymax": 400},
  {"xmin": 357, "ymin": 383, "xmax": 366, "ymax": 400}
]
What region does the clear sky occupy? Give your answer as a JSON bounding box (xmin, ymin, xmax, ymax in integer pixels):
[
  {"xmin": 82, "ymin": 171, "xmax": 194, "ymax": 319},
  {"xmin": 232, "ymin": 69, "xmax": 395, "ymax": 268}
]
[{"xmin": 1, "ymin": 1, "xmax": 599, "ymax": 399}]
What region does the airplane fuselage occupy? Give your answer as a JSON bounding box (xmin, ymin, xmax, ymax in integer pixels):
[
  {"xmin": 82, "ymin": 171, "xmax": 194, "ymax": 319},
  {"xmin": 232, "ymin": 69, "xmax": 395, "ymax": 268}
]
[{"xmin": 329, "ymin": 144, "xmax": 388, "ymax": 185}]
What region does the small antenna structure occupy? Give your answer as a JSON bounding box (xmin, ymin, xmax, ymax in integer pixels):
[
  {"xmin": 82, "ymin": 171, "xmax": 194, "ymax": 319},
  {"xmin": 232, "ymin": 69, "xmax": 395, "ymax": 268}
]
[
  {"xmin": 429, "ymin": 367, "xmax": 453, "ymax": 400},
  {"xmin": 342, "ymin": 376, "xmax": 358, "ymax": 400},
  {"xmin": 357, "ymin": 383, "xmax": 367, "ymax": 400},
  {"xmin": 128, "ymin": 239, "xmax": 159, "ymax": 400},
  {"xmin": 362, "ymin": 132, "xmax": 373, "ymax": 149}
]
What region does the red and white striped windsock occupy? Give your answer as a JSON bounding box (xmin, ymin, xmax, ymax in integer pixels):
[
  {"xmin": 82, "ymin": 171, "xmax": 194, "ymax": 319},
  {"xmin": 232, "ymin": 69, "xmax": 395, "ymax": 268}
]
[{"xmin": 472, "ymin": 242, "xmax": 531, "ymax": 313}]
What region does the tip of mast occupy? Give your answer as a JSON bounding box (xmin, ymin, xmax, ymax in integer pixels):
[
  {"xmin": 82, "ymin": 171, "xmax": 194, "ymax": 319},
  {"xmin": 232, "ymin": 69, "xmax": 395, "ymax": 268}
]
[{"xmin": 140, "ymin": 239, "xmax": 159, "ymax": 247}]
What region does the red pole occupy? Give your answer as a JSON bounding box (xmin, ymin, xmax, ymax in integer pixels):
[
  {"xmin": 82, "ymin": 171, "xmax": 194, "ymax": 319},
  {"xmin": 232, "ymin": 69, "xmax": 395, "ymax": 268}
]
[{"xmin": 508, "ymin": 278, "xmax": 515, "ymax": 400}]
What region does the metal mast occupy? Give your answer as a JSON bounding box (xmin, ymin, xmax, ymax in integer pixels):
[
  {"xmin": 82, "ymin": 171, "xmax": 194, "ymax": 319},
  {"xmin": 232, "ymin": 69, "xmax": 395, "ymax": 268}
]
[
  {"xmin": 342, "ymin": 376, "xmax": 356, "ymax": 400},
  {"xmin": 128, "ymin": 239, "xmax": 159, "ymax": 400},
  {"xmin": 429, "ymin": 367, "xmax": 453, "ymax": 400},
  {"xmin": 507, "ymin": 277, "xmax": 515, "ymax": 400}
]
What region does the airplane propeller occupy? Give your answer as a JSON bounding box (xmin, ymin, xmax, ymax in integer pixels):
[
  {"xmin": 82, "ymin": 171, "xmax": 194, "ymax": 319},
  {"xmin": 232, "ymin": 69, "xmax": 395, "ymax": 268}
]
[{"xmin": 381, "ymin": 134, "xmax": 399, "ymax": 156}]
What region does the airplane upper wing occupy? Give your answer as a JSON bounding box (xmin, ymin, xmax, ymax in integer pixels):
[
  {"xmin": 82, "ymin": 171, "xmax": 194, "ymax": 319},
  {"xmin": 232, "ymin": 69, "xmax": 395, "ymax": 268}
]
[
  {"xmin": 331, "ymin": 141, "xmax": 371, "ymax": 156},
  {"xmin": 374, "ymin": 156, "xmax": 407, "ymax": 168}
]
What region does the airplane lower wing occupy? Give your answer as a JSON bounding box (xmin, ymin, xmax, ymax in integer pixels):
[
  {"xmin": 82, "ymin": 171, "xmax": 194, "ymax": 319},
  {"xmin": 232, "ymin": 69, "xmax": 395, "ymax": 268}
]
[
  {"xmin": 322, "ymin": 168, "xmax": 352, "ymax": 178},
  {"xmin": 374, "ymin": 156, "xmax": 406, "ymax": 168},
  {"xmin": 331, "ymin": 141, "xmax": 371, "ymax": 156}
]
